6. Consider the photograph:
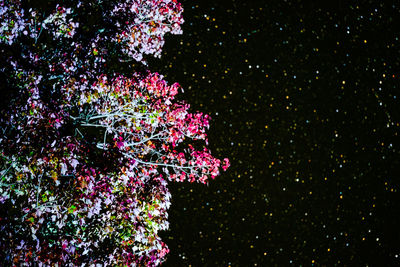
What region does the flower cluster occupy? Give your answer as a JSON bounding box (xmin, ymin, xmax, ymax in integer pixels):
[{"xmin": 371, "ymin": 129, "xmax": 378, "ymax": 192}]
[
  {"xmin": 0, "ymin": 0, "xmax": 229, "ymax": 265},
  {"xmin": 0, "ymin": 0, "xmax": 183, "ymax": 65},
  {"xmin": 112, "ymin": 0, "xmax": 184, "ymax": 62},
  {"xmin": 1, "ymin": 150, "xmax": 172, "ymax": 265},
  {"xmin": 0, "ymin": 1, "xmax": 26, "ymax": 45},
  {"xmin": 63, "ymin": 72, "xmax": 230, "ymax": 184},
  {"xmin": 42, "ymin": 5, "xmax": 79, "ymax": 39},
  {"xmin": 0, "ymin": 2, "xmax": 78, "ymax": 44}
]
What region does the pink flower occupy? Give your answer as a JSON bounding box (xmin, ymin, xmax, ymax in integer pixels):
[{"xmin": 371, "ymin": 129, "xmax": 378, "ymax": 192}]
[
  {"xmin": 222, "ymin": 158, "xmax": 230, "ymax": 171},
  {"xmin": 117, "ymin": 141, "xmax": 124, "ymax": 149}
]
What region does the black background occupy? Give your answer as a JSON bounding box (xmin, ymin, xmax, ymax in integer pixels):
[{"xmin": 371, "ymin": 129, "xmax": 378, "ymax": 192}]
[{"xmin": 148, "ymin": 0, "xmax": 400, "ymax": 266}]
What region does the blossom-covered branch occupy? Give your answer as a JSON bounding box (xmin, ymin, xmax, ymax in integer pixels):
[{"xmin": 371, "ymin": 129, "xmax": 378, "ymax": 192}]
[{"xmin": 64, "ymin": 73, "xmax": 230, "ymax": 184}]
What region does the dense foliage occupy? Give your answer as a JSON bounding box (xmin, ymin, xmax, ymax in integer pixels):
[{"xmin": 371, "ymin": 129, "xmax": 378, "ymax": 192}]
[{"xmin": 0, "ymin": 0, "xmax": 229, "ymax": 265}]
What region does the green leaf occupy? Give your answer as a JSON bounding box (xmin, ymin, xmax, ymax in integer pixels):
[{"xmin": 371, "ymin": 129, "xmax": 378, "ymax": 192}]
[{"xmin": 68, "ymin": 205, "xmax": 76, "ymax": 213}]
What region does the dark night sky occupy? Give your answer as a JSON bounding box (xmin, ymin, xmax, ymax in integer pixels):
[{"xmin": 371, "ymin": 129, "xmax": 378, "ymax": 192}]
[{"xmin": 149, "ymin": 0, "xmax": 400, "ymax": 266}]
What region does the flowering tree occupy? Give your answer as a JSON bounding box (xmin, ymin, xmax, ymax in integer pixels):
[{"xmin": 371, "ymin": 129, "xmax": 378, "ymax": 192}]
[{"xmin": 0, "ymin": 0, "xmax": 229, "ymax": 265}]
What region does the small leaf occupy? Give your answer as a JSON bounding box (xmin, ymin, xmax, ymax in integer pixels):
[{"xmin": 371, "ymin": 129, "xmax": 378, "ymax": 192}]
[{"xmin": 68, "ymin": 205, "xmax": 76, "ymax": 214}]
